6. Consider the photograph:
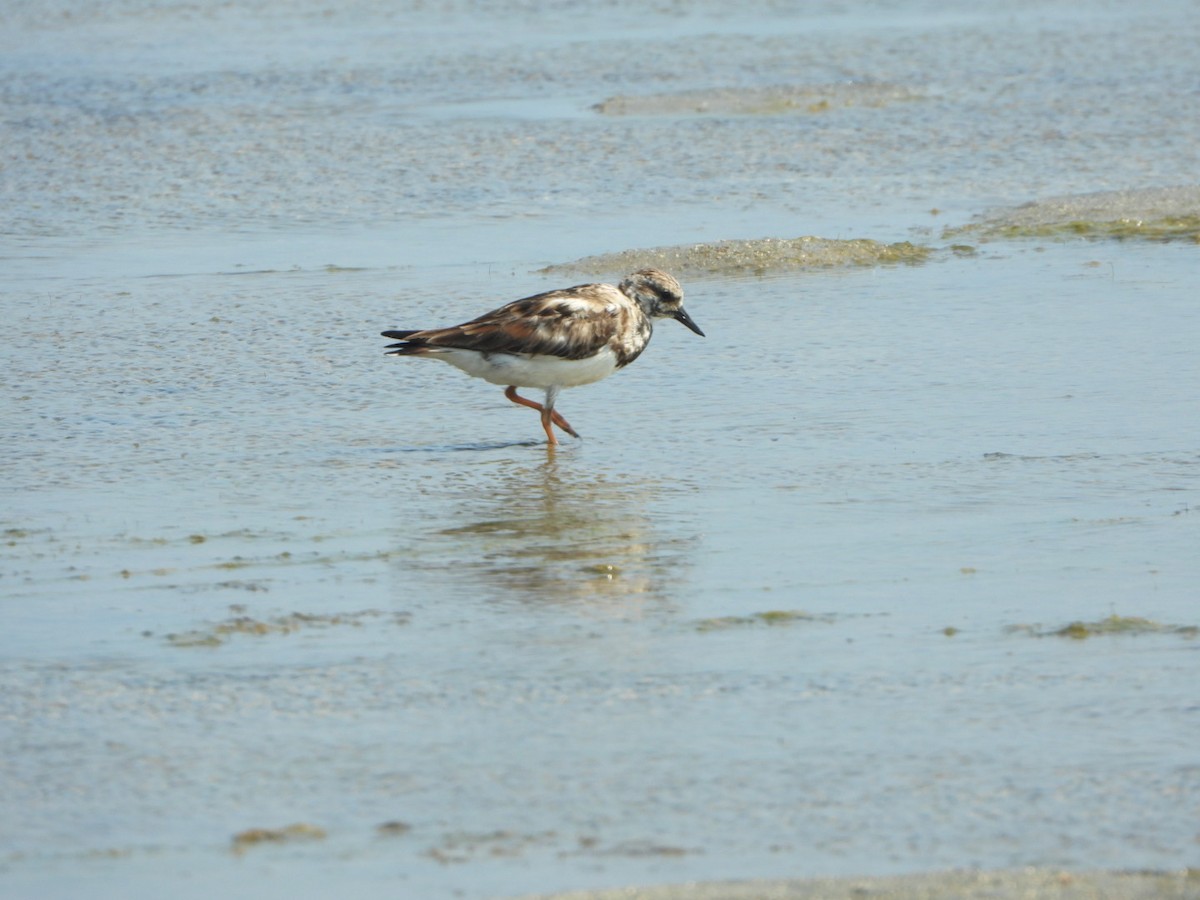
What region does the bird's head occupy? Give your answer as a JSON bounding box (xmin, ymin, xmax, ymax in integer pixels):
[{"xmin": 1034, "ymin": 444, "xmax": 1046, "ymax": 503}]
[{"xmin": 619, "ymin": 268, "xmax": 705, "ymax": 337}]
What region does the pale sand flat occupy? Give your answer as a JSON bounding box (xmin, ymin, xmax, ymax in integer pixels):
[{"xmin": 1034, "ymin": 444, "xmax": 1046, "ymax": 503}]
[{"xmin": 516, "ymin": 868, "xmax": 1200, "ymax": 900}]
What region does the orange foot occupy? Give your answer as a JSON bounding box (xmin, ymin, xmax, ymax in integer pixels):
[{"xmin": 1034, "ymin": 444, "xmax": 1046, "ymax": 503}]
[{"xmin": 504, "ymin": 386, "xmax": 580, "ymax": 444}]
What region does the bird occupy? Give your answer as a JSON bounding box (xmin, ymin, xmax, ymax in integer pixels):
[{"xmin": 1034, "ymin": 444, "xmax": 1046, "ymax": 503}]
[{"xmin": 381, "ymin": 268, "xmax": 703, "ymax": 446}]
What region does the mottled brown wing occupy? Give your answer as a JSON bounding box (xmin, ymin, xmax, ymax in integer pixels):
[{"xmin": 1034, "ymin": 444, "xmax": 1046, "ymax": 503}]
[{"xmin": 406, "ymin": 286, "xmax": 627, "ymax": 361}]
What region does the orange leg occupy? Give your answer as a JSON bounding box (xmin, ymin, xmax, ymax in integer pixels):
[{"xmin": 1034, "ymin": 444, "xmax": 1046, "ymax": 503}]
[
  {"xmin": 504, "ymin": 386, "xmax": 579, "ymax": 444},
  {"xmin": 539, "ymin": 406, "xmax": 557, "ymax": 446}
]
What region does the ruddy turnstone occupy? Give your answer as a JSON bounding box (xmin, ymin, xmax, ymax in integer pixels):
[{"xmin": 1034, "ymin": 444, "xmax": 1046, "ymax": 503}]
[{"xmin": 381, "ymin": 268, "xmax": 703, "ymax": 445}]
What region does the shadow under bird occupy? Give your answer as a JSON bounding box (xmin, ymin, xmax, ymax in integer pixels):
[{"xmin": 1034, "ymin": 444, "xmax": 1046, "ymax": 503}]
[{"xmin": 381, "ymin": 268, "xmax": 704, "ymax": 446}]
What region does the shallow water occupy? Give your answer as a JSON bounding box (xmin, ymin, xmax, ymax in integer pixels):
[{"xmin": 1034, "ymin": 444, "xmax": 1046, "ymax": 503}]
[{"xmin": 3, "ymin": 1, "xmax": 1199, "ymax": 898}]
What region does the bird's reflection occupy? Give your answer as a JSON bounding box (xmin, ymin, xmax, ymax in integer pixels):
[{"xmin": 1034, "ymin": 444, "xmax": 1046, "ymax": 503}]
[{"xmin": 411, "ymin": 453, "xmax": 692, "ymax": 612}]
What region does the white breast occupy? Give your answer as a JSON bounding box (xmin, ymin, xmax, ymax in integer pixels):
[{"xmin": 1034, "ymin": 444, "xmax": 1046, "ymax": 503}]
[{"xmin": 432, "ymin": 346, "xmax": 621, "ymax": 389}]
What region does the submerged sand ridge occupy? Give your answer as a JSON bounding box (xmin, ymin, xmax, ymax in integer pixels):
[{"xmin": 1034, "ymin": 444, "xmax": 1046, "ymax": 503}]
[
  {"xmin": 540, "ymin": 237, "xmax": 933, "ymax": 278},
  {"xmin": 518, "ymin": 868, "xmax": 1200, "ymax": 900},
  {"xmin": 544, "ymin": 185, "xmax": 1200, "ymax": 278},
  {"xmin": 593, "ymin": 83, "xmax": 924, "ymax": 117},
  {"xmin": 949, "ymin": 186, "xmax": 1200, "ymax": 243}
]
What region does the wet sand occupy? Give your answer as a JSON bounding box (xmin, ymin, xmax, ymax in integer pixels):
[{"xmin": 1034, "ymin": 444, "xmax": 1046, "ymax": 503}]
[{"xmin": 523, "ymin": 869, "xmax": 1200, "ymax": 900}]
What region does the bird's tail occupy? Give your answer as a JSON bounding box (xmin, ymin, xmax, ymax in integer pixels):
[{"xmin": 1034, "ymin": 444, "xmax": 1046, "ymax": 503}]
[{"xmin": 381, "ymin": 330, "xmax": 430, "ymax": 356}]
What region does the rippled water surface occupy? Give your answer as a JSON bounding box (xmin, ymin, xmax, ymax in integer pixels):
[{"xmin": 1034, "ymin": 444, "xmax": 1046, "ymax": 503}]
[{"xmin": 2, "ymin": 1, "xmax": 1199, "ymax": 898}]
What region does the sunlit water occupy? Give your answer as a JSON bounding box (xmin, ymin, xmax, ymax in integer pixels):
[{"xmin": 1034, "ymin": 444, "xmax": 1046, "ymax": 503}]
[{"xmin": 3, "ymin": 2, "xmax": 1199, "ymax": 898}]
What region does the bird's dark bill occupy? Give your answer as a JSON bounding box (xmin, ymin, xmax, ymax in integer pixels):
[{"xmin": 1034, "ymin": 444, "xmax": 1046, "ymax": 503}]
[{"xmin": 673, "ymin": 307, "xmax": 705, "ymax": 336}]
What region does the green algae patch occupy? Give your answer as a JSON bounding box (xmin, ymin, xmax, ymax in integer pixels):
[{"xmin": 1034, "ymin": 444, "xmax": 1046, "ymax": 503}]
[
  {"xmin": 424, "ymin": 829, "xmax": 557, "ymax": 864},
  {"xmin": 956, "ymin": 216, "xmax": 1200, "ymax": 243},
  {"xmin": 1052, "ymin": 615, "xmax": 1199, "ymax": 639},
  {"xmin": 947, "ymin": 186, "xmax": 1200, "ymax": 244},
  {"xmin": 696, "ymin": 609, "xmax": 829, "ymax": 632},
  {"xmin": 165, "ymin": 608, "xmax": 410, "ymax": 647},
  {"xmin": 542, "ymin": 237, "xmax": 932, "ymax": 279},
  {"xmin": 589, "ymin": 839, "xmax": 694, "ymax": 857},
  {"xmin": 593, "ymin": 83, "xmax": 922, "ymax": 117},
  {"xmin": 232, "ymin": 822, "xmax": 326, "ymax": 853},
  {"xmin": 376, "ymin": 820, "xmax": 413, "ymax": 837},
  {"xmin": 1012, "ymin": 615, "xmax": 1199, "ymax": 640},
  {"xmin": 124, "ymin": 546, "xmax": 399, "ymax": 580},
  {"xmin": 84, "ymin": 847, "xmax": 134, "ymax": 859}
]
